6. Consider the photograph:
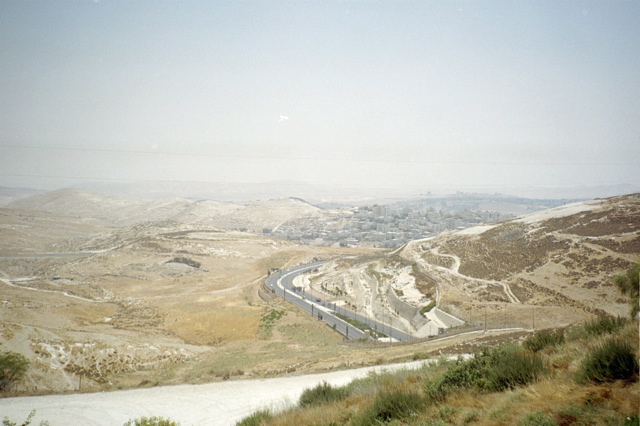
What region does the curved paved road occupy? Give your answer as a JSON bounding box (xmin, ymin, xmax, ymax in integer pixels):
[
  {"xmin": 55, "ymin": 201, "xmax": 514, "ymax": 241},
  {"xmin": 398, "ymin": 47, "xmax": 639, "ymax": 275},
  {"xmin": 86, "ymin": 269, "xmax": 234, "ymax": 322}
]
[{"xmin": 265, "ymin": 263, "xmax": 413, "ymax": 342}]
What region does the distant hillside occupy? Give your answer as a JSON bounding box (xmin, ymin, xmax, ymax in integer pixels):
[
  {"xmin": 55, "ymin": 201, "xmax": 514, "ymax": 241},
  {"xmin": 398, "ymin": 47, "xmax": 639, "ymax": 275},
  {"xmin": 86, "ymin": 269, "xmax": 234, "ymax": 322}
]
[
  {"xmin": 402, "ymin": 193, "xmax": 640, "ymax": 320},
  {"xmin": 389, "ymin": 193, "xmax": 584, "ymax": 216},
  {"xmin": 6, "ymin": 187, "xmax": 324, "ymax": 231},
  {"xmin": 0, "ymin": 186, "xmax": 44, "ymax": 207}
]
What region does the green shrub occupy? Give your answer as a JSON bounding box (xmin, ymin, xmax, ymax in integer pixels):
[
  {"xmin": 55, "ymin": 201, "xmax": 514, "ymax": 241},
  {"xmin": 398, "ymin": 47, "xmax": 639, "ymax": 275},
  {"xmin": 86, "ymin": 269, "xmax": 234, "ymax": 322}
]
[
  {"xmin": 463, "ymin": 410, "xmax": 481, "ymax": 424},
  {"xmin": 577, "ymin": 338, "xmax": 639, "ymax": 383},
  {"xmin": 412, "ymin": 351, "xmax": 430, "ymax": 360},
  {"xmin": 523, "ymin": 330, "xmax": 565, "ymax": 352},
  {"xmin": 260, "ymin": 309, "xmax": 285, "ymax": 325},
  {"xmin": 428, "ymin": 345, "xmax": 545, "ymax": 398},
  {"xmin": 420, "ymin": 301, "xmax": 436, "ymax": 315},
  {"xmin": 353, "ymin": 390, "xmax": 424, "ymax": 425},
  {"xmin": 437, "ymin": 405, "xmax": 458, "ymax": 422},
  {"xmin": 3, "ymin": 410, "xmax": 49, "ymax": 426},
  {"xmin": 623, "ymin": 414, "xmax": 639, "ymax": 426},
  {"xmin": 583, "ymin": 316, "xmax": 628, "ymax": 336},
  {"xmin": 613, "ymin": 262, "xmax": 639, "ymax": 319},
  {"xmin": 0, "ymin": 351, "xmax": 29, "ymax": 392},
  {"xmin": 299, "ymin": 381, "xmax": 348, "ymax": 407},
  {"xmin": 346, "ymin": 368, "xmax": 416, "ymax": 398},
  {"xmin": 235, "ymin": 409, "xmax": 273, "ymax": 426},
  {"xmin": 123, "ymin": 417, "xmax": 180, "ymax": 426}
]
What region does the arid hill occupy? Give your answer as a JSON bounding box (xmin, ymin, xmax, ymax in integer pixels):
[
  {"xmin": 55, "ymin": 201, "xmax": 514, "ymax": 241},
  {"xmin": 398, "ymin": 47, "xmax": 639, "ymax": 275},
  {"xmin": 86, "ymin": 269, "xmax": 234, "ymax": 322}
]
[
  {"xmin": 7, "ymin": 188, "xmax": 325, "ymax": 233},
  {"xmin": 398, "ymin": 193, "xmax": 640, "ymax": 326},
  {"xmin": 0, "ymin": 190, "xmax": 363, "ymax": 394}
]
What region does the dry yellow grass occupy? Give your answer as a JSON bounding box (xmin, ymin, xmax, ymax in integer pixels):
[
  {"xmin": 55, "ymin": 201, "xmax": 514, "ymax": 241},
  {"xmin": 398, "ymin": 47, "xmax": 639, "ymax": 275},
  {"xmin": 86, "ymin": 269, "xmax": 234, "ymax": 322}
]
[{"xmin": 166, "ymin": 306, "xmax": 263, "ymax": 345}]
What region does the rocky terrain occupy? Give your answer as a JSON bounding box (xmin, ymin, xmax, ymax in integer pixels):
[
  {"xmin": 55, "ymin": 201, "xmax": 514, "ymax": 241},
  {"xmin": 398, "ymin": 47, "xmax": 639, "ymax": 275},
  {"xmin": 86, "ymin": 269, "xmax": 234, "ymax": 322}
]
[
  {"xmin": 399, "ymin": 194, "xmax": 639, "ymax": 328},
  {"xmin": 0, "ymin": 189, "xmax": 637, "ymax": 396}
]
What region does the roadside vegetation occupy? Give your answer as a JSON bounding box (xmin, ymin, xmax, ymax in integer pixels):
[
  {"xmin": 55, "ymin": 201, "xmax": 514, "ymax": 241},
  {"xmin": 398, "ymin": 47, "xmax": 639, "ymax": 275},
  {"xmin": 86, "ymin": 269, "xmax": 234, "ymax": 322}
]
[
  {"xmin": 523, "ymin": 329, "xmax": 565, "ymax": 353},
  {"xmin": 613, "ymin": 262, "xmax": 639, "ymax": 319},
  {"xmin": 2, "ymin": 410, "xmax": 49, "ymax": 426},
  {"xmin": 236, "ymin": 318, "xmax": 639, "ymax": 425},
  {"xmin": 335, "ymin": 313, "xmax": 387, "ymax": 339},
  {"xmin": 123, "ymin": 417, "xmax": 180, "ymax": 426},
  {"xmin": 258, "ymin": 308, "xmax": 286, "ymax": 338},
  {"xmin": 582, "ymin": 315, "xmax": 628, "ymax": 336},
  {"xmin": 0, "ymin": 351, "xmax": 29, "ymax": 392}
]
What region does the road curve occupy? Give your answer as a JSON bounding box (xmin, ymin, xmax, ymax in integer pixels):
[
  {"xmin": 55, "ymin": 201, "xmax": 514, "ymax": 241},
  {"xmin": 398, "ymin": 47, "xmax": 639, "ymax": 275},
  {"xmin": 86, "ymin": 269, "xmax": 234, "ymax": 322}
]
[{"xmin": 266, "ymin": 262, "xmax": 413, "ymax": 342}]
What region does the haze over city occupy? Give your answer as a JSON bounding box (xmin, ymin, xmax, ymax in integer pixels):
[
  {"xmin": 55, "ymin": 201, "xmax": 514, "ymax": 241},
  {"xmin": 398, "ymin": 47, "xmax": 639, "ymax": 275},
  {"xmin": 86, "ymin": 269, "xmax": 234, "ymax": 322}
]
[{"xmin": 1, "ymin": 1, "xmax": 639, "ymax": 198}]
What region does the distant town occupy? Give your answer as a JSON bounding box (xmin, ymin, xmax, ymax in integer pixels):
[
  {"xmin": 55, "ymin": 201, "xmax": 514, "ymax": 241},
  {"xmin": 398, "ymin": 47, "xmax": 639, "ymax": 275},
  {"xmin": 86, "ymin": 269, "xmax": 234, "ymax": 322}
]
[{"xmin": 264, "ymin": 193, "xmax": 578, "ymax": 248}]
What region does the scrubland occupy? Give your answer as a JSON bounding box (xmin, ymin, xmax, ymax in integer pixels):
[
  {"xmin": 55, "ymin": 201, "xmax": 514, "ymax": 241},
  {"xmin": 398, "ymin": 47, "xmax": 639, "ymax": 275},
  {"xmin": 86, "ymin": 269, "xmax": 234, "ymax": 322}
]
[{"xmin": 238, "ymin": 317, "xmax": 638, "ymax": 425}]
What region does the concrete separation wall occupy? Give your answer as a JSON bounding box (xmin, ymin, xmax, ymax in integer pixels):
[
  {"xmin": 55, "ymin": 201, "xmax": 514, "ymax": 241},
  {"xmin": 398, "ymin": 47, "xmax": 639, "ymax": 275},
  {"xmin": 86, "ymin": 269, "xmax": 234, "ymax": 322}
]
[
  {"xmin": 414, "ymin": 318, "xmax": 439, "ymax": 337},
  {"xmin": 386, "ymin": 285, "xmax": 431, "ymax": 333},
  {"xmin": 433, "ymin": 308, "xmax": 465, "ymax": 328},
  {"xmin": 386, "ymin": 285, "xmax": 419, "ymax": 322},
  {"xmin": 351, "ymin": 271, "xmax": 369, "ymax": 311}
]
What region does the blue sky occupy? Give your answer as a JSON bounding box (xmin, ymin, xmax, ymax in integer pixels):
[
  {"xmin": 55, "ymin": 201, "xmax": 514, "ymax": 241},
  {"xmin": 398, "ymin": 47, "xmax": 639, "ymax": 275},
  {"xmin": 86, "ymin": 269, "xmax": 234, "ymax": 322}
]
[{"xmin": 1, "ymin": 1, "xmax": 639, "ymax": 196}]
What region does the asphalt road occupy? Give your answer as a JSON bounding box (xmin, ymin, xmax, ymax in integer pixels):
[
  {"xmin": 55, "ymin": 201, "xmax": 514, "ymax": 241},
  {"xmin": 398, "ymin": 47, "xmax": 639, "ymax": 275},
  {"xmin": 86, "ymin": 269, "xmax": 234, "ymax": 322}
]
[{"xmin": 265, "ymin": 262, "xmax": 413, "ymax": 342}]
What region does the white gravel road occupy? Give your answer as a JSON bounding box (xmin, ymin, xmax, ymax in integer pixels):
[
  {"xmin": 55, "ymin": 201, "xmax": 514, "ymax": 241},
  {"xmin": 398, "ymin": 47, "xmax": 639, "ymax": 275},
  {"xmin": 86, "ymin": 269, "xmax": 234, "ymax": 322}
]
[{"xmin": 1, "ymin": 360, "xmax": 437, "ymax": 426}]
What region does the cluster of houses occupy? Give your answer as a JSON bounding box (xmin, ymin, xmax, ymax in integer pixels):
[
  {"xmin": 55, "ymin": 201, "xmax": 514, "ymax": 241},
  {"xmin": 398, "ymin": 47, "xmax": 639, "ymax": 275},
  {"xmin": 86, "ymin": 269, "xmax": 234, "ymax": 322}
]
[{"xmin": 266, "ymin": 204, "xmax": 512, "ymax": 248}]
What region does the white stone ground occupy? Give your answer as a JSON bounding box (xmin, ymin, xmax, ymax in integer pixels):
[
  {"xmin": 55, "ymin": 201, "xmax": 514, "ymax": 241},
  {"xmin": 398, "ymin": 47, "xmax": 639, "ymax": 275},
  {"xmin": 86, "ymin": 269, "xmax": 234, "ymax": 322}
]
[
  {"xmin": 513, "ymin": 199, "xmax": 601, "ymax": 224},
  {"xmin": 1, "ymin": 360, "xmax": 441, "ymax": 426}
]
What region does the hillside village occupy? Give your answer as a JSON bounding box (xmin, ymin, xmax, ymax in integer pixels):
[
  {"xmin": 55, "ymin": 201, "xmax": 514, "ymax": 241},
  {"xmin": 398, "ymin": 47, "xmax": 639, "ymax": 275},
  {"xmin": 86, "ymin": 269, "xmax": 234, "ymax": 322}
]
[{"xmin": 266, "ymin": 193, "xmax": 575, "ymax": 248}]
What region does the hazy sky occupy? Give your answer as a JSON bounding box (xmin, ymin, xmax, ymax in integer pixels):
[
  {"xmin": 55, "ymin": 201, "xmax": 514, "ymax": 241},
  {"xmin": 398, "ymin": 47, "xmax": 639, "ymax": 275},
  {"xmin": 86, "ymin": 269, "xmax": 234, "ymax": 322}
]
[{"xmin": 1, "ymin": 1, "xmax": 639, "ymax": 196}]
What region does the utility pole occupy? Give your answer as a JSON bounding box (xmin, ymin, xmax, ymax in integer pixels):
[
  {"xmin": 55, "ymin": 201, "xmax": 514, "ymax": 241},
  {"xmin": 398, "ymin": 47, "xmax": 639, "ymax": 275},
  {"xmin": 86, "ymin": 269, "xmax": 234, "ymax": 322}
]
[
  {"xmin": 504, "ymin": 306, "xmax": 507, "ymax": 329},
  {"xmin": 484, "ymin": 305, "xmax": 487, "ymax": 332},
  {"xmin": 532, "ymin": 306, "xmax": 535, "ymax": 330}
]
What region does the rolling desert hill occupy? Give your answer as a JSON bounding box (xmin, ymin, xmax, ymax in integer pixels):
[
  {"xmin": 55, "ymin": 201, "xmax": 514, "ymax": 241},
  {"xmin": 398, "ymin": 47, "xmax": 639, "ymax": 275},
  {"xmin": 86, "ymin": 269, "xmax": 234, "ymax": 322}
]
[
  {"xmin": 0, "ymin": 218, "xmax": 346, "ymax": 393},
  {"xmin": 0, "ymin": 207, "xmax": 110, "ymax": 254},
  {"xmin": 7, "ymin": 188, "xmax": 324, "ymax": 231},
  {"xmin": 0, "ymin": 190, "xmax": 363, "ymax": 394}
]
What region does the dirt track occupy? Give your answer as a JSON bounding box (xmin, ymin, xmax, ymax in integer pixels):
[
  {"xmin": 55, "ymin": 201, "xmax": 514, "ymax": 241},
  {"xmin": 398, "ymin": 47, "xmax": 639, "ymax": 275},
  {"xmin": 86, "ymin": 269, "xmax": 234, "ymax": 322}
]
[{"xmin": 2, "ymin": 359, "xmax": 442, "ymax": 426}]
